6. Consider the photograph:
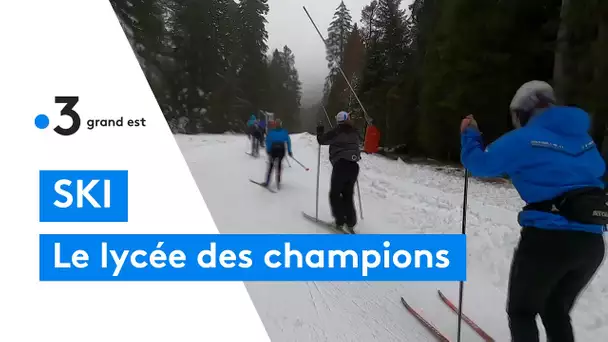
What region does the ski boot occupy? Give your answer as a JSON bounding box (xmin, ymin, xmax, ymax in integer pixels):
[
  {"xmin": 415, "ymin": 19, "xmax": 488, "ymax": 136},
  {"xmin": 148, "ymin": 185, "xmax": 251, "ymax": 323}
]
[
  {"xmin": 332, "ymin": 221, "xmax": 345, "ymax": 232},
  {"xmin": 342, "ymin": 225, "xmax": 356, "ymax": 234},
  {"xmin": 342, "ymin": 216, "xmax": 356, "ymax": 234}
]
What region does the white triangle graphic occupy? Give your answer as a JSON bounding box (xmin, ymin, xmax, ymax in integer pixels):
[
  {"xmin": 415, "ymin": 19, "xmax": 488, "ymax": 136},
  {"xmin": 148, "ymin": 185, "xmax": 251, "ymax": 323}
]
[{"xmin": 0, "ymin": 1, "xmax": 270, "ymax": 341}]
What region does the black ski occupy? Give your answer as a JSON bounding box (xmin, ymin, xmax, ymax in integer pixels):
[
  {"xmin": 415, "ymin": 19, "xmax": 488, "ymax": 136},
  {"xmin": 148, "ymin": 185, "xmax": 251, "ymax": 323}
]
[
  {"xmin": 249, "ymin": 179, "xmax": 276, "ymax": 193},
  {"xmin": 301, "ymin": 212, "xmax": 353, "ymax": 234}
]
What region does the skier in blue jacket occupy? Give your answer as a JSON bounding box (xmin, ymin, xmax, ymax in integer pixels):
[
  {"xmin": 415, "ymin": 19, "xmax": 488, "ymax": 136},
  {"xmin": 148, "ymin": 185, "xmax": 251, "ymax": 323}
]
[
  {"xmin": 245, "ymin": 114, "xmax": 263, "ymax": 156},
  {"xmin": 460, "ymin": 80, "xmax": 606, "ymax": 342},
  {"xmin": 246, "ymin": 114, "xmax": 258, "ymax": 140},
  {"xmin": 263, "ymin": 118, "xmax": 292, "ymax": 189},
  {"xmin": 246, "ymin": 114, "xmax": 257, "ymax": 127}
]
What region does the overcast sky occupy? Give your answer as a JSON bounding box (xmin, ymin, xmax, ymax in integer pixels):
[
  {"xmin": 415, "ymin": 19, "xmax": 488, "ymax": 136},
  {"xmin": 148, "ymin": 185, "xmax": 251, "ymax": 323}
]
[{"xmin": 266, "ymin": 0, "xmax": 413, "ymax": 106}]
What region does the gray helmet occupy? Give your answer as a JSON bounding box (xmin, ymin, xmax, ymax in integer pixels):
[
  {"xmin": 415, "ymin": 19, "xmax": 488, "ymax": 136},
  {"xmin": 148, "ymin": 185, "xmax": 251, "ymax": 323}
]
[{"xmin": 509, "ymin": 80, "xmax": 556, "ymax": 128}]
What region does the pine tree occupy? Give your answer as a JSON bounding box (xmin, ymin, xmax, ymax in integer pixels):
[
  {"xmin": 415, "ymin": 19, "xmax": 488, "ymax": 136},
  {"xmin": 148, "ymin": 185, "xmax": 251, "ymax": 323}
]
[
  {"xmin": 416, "ymin": 0, "xmax": 561, "ymax": 160},
  {"xmin": 358, "ymin": 0, "xmax": 409, "ymax": 145},
  {"xmin": 110, "ymin": 0, "xmax": 168, "ymax": 115},
  {"xmin": 110, "ymin": 0, "xmax": 165, "ymax": 70},
  {"xmin": 238, "ymin": 0, "xmax": 270, "ymax": 117},
  {"xmin": 342, "ymin": 25, "xmax": 366, "ymax": 112},
  {"xmin": 303, "ymin": 0, "xmax": 608, "ymax": 161},
  {"xmin": 207, "ymin": 0, "xmax": 243, "ymax": 133},
  {"xmin": 325, "ymin": 1, "xmax": 353, "ymax": 96},
  {"xmin": 169, "ymin": 0, "xmax": 238, "ymax": 132},
  {"xmin": 592, "ymin": 5, "xmax": 608, "ymax": 155},
  {"xmin": 283, "ymin": 46, "xmax": 303, "ymax": 129},
  {"xmin": 267, "ymin": 46, "xmax": 302, "ymax": 130},
  {"xmin": 565, "ymin": 0, "xmax": 608, "ymax": 154},
  {"xmin": 326, "ymin": 25, "xmax": 365, "ymax": 120},
  {"xmin": 360, "ymin": 1, "xmax": 379, "ymax": 47},
  {"xmin": 109, "ymin": 0, "xmax": 305, "ymax": 134}
]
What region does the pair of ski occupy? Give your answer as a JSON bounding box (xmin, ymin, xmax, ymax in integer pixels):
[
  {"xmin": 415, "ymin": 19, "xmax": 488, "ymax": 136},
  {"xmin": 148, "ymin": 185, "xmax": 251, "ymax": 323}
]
[
  {"xmin": 302, "ymin": 214, "xmax": 490, "ymax": 341},
  {"xmin": 249, "ymin": 185, "xmax": 352, "ymax": 235},
  {"xmin": 302, "ymin": 213, "xmax": 490, "ymax": 341},
  {"xmin": 249, "ymin": 179, "xmax": 278, "ymax": 193},
  {"xmin": 301, "ymin": 212, "xmax": 355, "ymax": 234},
  {"xmin": 401, "ymin": 290, "xmax": 494, "ymax": 342}
]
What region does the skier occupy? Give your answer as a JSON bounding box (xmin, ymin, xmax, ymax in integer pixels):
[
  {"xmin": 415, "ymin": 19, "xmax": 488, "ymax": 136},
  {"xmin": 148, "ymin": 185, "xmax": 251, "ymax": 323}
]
[
  {"xmin": 246, "ymin": 114, "xmax": 257, "ymax": 127},
  {"xmin": 460, "ymin": 80, "xmax": 606, "ymax": 342},
  {"xmin": 250, "ymin": 122, "xmax": 263, "ymax": 157},
  {"xmin": 246, "ymin": 114, "xmax": 257, "ymax": 140},
  {"xmin": 263, "ymin": 118, "xmax": 292, "ymax": 189},
  {"xmin": 317, "ymin": 111, "xmax": 361, "ymax": 233},
  {"xmin": 258, "ymin": 119, "xmax": 267, "ymax": 147}
]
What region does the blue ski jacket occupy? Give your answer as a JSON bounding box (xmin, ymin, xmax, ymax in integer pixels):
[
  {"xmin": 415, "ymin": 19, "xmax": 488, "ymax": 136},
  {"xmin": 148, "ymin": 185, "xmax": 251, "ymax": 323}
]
[
  {"xmin": 461, "ymin": 106, "xmax": 606, "ymax": 234},
  {"xmin": 246, "ymin": 115, "xmax": 257, "ymax": 127},
  {"xmin": 266, "ymin": 128, "xmax": 292, "ymax": 154}
]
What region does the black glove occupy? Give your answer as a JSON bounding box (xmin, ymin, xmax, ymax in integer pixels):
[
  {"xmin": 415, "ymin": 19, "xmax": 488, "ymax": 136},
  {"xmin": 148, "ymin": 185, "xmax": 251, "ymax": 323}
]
[
  {"xmin": 316, "ymin": 124, "xmax": 325, "ymax": 135},
  {"xmin": 288, "ymin": 151, "xmax": 293, "ymax": 157}
]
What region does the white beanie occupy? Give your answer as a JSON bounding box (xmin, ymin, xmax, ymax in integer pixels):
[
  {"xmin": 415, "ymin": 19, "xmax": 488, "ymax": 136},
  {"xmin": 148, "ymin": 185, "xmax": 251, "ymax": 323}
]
[
  {"xmin": 509, "ymin": 80, "xmax": 556, "ymax": 128},
  {"xmin": 509, "ymin": 80, "xmax": 556, "ymax": 113},
  {"xmin": 336, "ymin": 111, "xmax": 349, "ymax": 123}
]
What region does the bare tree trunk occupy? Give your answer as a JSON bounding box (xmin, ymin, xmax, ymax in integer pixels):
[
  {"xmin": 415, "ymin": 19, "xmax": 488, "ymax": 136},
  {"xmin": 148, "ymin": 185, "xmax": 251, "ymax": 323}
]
[
  {"xmin": 595, "ymin": 5, "xmax": 608, "ymax": 109},
  {"xmin": 591, "ymin": 6, "xmax": 608, "ymax": 156},
  {"xmin": 553, "ymin": 0, "xmax": 570, "ymax": 104}
]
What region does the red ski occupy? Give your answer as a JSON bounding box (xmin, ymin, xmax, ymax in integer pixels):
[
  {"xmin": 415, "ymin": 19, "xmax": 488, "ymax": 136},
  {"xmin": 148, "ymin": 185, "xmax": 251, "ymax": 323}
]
[
  {"xmin": 437, "ymin": 290, "xmax": 495, "ymax": 342},
  {"xmin": 400, "ymin": 297, "xmax": 451, "ymax": 342}
]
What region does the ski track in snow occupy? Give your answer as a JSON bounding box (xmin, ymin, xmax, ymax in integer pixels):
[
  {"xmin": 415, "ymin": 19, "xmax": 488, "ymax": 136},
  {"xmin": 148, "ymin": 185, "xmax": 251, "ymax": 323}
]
[{"xmin": 176, "ymin": 133, "xmax": 608, "ymax": 342}]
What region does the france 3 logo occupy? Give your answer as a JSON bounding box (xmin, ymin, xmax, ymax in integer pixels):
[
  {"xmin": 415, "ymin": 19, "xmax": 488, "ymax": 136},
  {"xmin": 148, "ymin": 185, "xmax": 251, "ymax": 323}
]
[
  {"xmin": 35, "ymin": 97, "xmax": 81, "ymax": 136},
  {"xmin": 35, "ymin": 96, "xmax": 147, "ymax": 135},
  {"xmin": 39, "ymin": 170, "xmax": 128, "ymax": 222}
]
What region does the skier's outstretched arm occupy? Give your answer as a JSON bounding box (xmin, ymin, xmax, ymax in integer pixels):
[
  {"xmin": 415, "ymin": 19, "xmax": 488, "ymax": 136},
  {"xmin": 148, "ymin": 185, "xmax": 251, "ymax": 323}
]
[
  {"xmin": 286, "ymin": 135, "xmax": 292, "ymax": 154},
  {"xmin": 317, "ymin": 127, "xmax": 338, "ymax": 145},
  {"xmin": 461, "ymin": 128, "xmax": 519, "ymax": 178}
]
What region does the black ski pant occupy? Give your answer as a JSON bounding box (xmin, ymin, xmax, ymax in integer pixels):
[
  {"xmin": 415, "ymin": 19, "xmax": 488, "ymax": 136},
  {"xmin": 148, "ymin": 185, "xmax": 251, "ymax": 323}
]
[
  {"xmin": 251, "ymin": 132, "xmax": 262, "ymax": 156},
  {"xmin": 265, "ymin": 144, "xmax": 285, "ymax": 185},
  {"xmin": 329, "ymin": 159, "xmax": 359, "ymax": 227},
  {"xmin": 507, "ymin": 226, "xmax": 605, "ymax": 342}
]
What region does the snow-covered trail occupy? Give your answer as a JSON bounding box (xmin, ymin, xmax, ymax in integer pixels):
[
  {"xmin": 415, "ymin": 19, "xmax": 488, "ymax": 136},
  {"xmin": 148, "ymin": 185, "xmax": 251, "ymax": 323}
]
[{"xmin": 176, "ymin": 133, "xmax": 608, "ymax": 342}]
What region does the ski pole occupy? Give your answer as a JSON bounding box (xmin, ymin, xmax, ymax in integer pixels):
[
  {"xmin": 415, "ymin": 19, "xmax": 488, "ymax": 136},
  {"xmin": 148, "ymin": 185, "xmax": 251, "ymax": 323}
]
[
  {"xmin": 315, "ymin": 124, "xmax": 322, "ymax": 220},
  {"xmin": 356, "ymin": 179, "xmax": 363, "ymax": 220},
  {"xmin": 286, "ymin": 157, "xmax": 292, "ymax": 167},
  {"xmin": 456, "ymin": 169, "xmax": 469, "ymax": 342},
  {"xmin": 321, "ymin": 104, "xmax": 332, "ymax": 127},
  {"xmin": 290, "ymin": 156, "xmax": 310, "ymax": 171}
]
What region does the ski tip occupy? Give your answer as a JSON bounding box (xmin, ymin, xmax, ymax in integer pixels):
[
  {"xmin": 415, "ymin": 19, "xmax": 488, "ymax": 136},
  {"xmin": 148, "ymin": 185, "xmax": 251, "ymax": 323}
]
[{"xmin": 301, "ymin": 211, "xmax": 313, "ymax": 219}]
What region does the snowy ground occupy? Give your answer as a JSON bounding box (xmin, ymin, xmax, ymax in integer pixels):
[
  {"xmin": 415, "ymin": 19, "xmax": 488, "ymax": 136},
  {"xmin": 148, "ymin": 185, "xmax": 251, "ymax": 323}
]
[{"xmin": 176, "ymin": 133, "xmax": 608, "ymax": 342}]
